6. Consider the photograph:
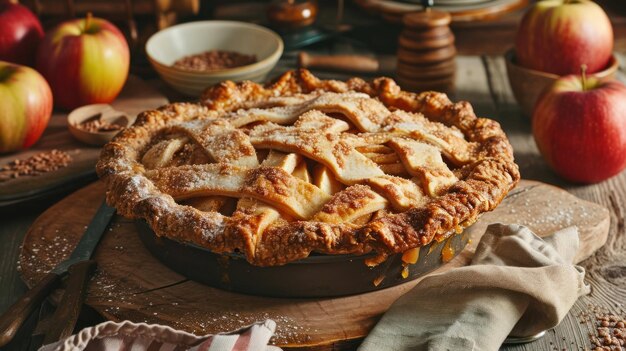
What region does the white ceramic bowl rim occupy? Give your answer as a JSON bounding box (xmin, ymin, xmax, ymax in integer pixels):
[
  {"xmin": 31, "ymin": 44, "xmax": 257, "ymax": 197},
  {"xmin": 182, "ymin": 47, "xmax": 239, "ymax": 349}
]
[{"xmin": 145, "ymin": 20, "xmax": 284, "ymax": 76}]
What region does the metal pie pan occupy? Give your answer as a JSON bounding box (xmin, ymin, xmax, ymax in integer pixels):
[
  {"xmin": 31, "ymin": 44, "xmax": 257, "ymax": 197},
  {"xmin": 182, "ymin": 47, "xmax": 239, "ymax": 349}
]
[{"xmin": 136, "ymin": 220, "xmax": 469, "ymax": 298}]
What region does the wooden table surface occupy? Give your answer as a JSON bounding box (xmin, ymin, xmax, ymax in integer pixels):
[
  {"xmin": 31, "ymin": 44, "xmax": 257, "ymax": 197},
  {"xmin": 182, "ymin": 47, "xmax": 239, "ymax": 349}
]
[{"xmin": 1, "ymin": 47, "xmax": 625, "ymax": 351}]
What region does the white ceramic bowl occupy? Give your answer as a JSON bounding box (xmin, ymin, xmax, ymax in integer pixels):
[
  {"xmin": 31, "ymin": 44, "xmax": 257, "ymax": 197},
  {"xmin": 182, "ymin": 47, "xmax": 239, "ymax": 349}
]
[{"xmin": 146, "ymin": 21, "xmax": 283, "ymax": 96}]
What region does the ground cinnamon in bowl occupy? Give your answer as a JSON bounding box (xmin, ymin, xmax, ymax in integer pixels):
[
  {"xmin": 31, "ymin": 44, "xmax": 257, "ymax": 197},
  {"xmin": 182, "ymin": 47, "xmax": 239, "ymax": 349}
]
[
  {"xmin": 0, "ymin": 149, "xmax": 72, "ymax": 181},
  {"xmin": 172, "ymin": 50, "xmax": 257, "ymax": 72}
]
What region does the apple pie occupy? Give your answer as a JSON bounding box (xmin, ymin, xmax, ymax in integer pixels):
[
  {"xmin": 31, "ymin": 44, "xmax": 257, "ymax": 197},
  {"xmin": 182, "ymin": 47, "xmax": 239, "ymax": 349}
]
[{"xmin": 97, "ymin": 69, "xmax": 519, "ymax": 266}]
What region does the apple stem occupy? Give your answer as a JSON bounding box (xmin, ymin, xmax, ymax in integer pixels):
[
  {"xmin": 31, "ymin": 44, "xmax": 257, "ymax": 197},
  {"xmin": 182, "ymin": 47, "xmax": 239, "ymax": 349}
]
[
  {"xmin": 581, "ymin": 64, "xmax": 588, "ymax": 91},
  {"xmin": 85, "ymin": 12, "xmax": 92, "ymax": 30}
]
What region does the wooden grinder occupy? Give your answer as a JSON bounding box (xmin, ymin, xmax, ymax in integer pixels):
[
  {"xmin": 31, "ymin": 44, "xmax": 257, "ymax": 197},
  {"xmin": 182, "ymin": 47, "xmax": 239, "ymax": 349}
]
[{"xmin": 396, "ymin": 1, "xmax": 456, "ymax": 93}]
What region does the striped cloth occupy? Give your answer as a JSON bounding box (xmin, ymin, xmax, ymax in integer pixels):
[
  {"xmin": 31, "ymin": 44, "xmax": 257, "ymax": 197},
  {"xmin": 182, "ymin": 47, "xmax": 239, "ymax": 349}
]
[{"xmin": 40, "ymin": 320, "xmax": 281, "ymax": 351}]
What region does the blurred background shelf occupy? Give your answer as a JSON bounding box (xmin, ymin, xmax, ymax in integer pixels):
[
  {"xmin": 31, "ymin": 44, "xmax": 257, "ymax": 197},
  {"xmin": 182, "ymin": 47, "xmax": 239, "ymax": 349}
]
[{"xmin": 16, "ymin": 0, "xmax": 626, "ymax": 59}]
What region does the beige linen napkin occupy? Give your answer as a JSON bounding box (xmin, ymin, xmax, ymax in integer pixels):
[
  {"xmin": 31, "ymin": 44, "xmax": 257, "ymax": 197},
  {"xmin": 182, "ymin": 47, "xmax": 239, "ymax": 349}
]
[{"xmin": 358, "ymin": 223, "xmax": 590, "ymax": 351}]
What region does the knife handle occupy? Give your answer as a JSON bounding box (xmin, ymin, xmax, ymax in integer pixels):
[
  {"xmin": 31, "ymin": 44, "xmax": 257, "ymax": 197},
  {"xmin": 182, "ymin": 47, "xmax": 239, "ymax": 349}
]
[
  {"xmin": 298, "ymin": 52, "xmax": 380, "ymax": 73},
  {"xmin": 0, "ymin": 273, "xmax": 62, "ymax": 347},
  {"xmin": 43, "ymin": 260, "xmax": 97, "ymax": 344}
]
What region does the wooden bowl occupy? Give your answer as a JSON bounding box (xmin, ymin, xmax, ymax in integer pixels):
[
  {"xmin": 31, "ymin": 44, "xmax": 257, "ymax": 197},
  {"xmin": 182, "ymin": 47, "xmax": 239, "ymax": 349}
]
[
  {"xmin": 68, "ymin": 104, "xmax": 135, "ymax": 146},
  {"xmin": 505, "ymin": 49, "xmax": 619, "ymax": 117}
]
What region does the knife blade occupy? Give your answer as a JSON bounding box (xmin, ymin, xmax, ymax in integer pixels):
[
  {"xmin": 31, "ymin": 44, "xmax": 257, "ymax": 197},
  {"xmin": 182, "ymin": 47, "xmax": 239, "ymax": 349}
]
[{"xmin": 0, "ymin": 201, "xmax": 115, "ymax": 347}]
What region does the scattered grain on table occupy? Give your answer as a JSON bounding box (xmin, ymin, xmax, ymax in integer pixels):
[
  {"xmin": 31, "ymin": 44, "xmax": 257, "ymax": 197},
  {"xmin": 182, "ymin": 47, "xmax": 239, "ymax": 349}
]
[
  {"xmin": 578, "ymin": 304, "xmax": 626, "ymax": 350},
  {"xmin": 0, "ymin": 149, "xmax": 72, "ymax": 181}
]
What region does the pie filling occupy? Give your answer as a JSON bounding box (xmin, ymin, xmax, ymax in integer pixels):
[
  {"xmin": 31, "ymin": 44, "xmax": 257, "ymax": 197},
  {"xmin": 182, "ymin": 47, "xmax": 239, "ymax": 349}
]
[{"xmin": 97, "ymin": 69, "xmax": 520, "ymax": 267}]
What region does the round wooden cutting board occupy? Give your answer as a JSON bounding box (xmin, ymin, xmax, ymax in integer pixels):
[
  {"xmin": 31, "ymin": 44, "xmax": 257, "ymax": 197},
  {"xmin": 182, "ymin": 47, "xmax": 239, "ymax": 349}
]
[{"xmin": 19, "ymin": 180, "xmax": 609, "ymax": 350}]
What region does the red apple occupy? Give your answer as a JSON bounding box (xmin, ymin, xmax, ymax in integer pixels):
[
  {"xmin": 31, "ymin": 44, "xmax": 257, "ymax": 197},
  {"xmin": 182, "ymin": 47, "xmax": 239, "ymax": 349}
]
[
  {"xmin": 515, "ymin": 0, "xmax": 613, "ymax": 76},
  {"xmin": 0, "ymin": 1, "xmax": 44, "ymax": 67},
  {"xmin": 532, "ymin": 72, "xmax": 626, "ymax": 183},
  {"xmin": 0, "ymin": 61, "xmax": 53, "ymax": 153},
  {"xmin": 36, "ymin": 13, "xmax": 129, "ymax": 110}
]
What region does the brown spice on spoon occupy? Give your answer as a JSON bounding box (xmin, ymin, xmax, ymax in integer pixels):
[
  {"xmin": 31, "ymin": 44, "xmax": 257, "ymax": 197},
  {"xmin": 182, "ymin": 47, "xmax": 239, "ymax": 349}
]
[
  {"xmin": 0, "ymin": 149, "xmax": 73, "ymax": 181},
  {"xmin": 172, "ymin": 50, "xmax": 257, "ymax": 72},
  {"xmin": 77, "ymin": 118, "xmax": 124, "ymax": 133}
]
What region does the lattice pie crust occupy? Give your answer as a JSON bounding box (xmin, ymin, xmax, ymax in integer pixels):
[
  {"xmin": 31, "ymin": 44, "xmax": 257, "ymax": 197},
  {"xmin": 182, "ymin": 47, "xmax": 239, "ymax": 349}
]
[{"xmin": 97, "ymin": 70, "xmax": 520, "ymax": 266}]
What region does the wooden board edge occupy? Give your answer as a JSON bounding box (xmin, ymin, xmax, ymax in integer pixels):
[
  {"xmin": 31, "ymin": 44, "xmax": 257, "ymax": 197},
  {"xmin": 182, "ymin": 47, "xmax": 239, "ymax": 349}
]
[{"xmin": 574, "ymin": 213, "xmax": 610, "ymax": 264}]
